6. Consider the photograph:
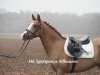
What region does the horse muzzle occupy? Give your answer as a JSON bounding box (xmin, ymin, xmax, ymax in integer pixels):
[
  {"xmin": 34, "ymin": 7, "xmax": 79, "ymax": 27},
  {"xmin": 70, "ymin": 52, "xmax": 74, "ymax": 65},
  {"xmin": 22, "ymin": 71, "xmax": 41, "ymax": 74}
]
[{"xmin": 21, "ymin": 31, "xmax": 33, "ymax": 41}]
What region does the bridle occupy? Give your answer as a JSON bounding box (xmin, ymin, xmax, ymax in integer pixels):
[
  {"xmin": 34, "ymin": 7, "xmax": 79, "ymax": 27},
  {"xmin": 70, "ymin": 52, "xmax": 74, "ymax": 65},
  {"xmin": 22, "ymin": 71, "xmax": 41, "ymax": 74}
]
[
  {"xmin": 0, "ymin": 23, "xmax": 41, "ymax": 58},
  {"xmin": 25, "ymin": 22, "xmax": 41, "ymax": 39}
]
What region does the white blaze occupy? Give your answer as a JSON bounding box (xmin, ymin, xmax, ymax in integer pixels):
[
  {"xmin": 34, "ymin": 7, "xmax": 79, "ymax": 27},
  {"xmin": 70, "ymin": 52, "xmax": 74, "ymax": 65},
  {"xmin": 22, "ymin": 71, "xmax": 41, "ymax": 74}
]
[
  {"xmin": 21, "ymin": 22, "xmax": 34, "ymax": 38},
  {"xmin": 27, "ymin": 22, "xmax": 34, "ymax": 30}
]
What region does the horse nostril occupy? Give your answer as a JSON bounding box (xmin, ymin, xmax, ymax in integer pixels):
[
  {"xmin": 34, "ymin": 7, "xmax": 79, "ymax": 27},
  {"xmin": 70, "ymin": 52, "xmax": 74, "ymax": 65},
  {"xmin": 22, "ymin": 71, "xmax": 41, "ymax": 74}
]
[
  {"xmin": 23, "ymin": 34, "xmax": 25, "ymax": 37},
  {"xmin": 23, "ymin": 34, "xmax": 27, "ymax": 38}
]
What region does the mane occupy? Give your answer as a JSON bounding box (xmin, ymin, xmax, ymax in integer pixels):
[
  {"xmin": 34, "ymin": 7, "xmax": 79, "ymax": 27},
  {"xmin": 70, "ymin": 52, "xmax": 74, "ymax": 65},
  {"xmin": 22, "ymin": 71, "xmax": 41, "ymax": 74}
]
[{"xmin": 43, "ymin": 21, "xmax": 65, "ymax": 39}]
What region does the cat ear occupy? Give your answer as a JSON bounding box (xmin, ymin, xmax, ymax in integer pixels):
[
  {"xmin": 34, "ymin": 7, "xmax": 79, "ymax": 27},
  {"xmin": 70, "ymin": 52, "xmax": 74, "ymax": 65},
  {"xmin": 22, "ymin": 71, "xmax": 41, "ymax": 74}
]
[
  {"xmin": 32, "ymin": 14, "xmax": 36, "ymax": 21},
  {"xmin": 37, "ymin": 14, "xmax": 41, "ymax": 23}
]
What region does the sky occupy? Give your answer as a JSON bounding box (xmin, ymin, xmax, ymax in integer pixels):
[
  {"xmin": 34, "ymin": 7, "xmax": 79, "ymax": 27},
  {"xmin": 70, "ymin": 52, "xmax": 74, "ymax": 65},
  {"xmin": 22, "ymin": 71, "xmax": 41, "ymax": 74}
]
[{"xmin": 0, "ymin": 0, "xmax": 100, "ymax": 14}]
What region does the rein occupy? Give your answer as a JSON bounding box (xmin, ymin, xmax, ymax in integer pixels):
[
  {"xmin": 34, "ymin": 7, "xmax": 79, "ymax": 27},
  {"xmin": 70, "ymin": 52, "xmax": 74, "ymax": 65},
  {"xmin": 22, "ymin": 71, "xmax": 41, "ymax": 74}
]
[
  {"xmin": 0, "ymin": 39, "xmax": 30, "ymax": 58},
  {"xmin": 0, "ymin": 23, "xmax": 41, "ymax": 58}
]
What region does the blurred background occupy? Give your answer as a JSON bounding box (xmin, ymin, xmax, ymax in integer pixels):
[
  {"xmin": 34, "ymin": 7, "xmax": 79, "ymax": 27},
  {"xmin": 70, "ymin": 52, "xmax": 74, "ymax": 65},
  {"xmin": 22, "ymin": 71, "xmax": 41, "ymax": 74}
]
[
  {"xmin": 0, "ymin": 0, "xmax": 100, "ymax": 75},
  {"xmin": 0, "ymin": 0, "xmax": 100, "ymax": 36}
]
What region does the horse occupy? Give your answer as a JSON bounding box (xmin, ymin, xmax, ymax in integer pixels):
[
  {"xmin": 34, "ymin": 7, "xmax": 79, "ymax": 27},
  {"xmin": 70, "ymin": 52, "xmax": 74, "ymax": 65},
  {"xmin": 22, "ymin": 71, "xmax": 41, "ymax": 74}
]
[{"xmin": 21, "ymin": 14, "xmax": 100, "ymax": 75}]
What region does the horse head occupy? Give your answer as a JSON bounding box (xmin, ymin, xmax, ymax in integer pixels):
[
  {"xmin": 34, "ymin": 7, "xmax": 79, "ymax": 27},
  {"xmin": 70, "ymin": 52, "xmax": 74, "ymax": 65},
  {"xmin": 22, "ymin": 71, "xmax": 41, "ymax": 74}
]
[{"xmin": 21, "ymin": 14, "xmax": 42, "ymax": 41}]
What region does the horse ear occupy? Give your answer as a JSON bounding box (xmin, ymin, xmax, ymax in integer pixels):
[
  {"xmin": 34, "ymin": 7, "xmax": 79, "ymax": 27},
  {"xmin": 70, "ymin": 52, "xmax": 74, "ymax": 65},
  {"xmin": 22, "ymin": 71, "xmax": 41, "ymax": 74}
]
[
  {"xmin": 37, "ymin": 14, "xmax": 41, "ymax": 23},
  {"xmin": 32, "ymin": 14, "xmax": 36, "ymax": 21}
]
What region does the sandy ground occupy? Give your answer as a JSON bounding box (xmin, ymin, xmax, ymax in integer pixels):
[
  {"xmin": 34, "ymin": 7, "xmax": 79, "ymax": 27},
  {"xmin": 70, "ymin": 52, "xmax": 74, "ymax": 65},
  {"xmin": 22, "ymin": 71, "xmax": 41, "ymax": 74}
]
[{"xmin": 0, "ymin": 33, "xmax": 100, "ymax": 75}]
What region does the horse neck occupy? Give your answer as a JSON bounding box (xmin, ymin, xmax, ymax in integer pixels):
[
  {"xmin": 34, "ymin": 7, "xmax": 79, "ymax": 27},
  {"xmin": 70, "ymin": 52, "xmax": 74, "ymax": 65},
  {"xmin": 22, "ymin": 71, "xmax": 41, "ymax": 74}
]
[{"xmin": 39, "ymin": 22, "xmax": 65, "ymax": 57}]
